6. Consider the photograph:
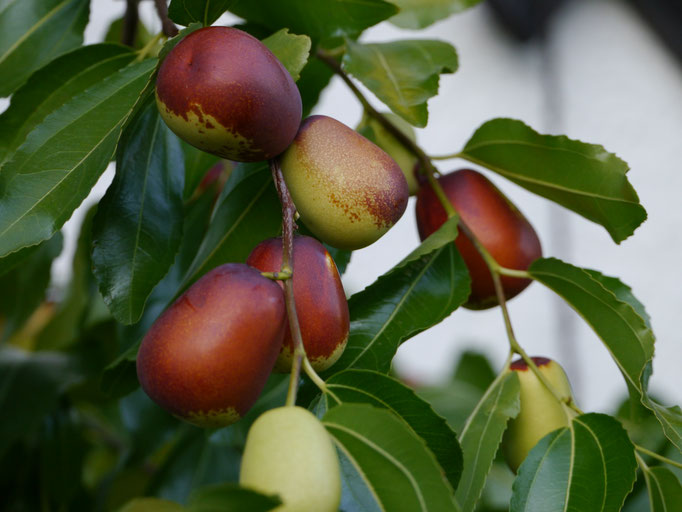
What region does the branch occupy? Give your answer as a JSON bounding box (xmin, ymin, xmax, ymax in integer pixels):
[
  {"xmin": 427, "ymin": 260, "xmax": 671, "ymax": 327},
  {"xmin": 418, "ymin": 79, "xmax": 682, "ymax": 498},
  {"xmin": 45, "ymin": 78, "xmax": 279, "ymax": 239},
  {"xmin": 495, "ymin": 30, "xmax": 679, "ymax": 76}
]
[
  {"xmin": 153, "ymin": 0, "xmax": 179, "ymax": 38},
  {"xmin": 122, "ymin": 0, "xmax": 140, "ymax": 47}
]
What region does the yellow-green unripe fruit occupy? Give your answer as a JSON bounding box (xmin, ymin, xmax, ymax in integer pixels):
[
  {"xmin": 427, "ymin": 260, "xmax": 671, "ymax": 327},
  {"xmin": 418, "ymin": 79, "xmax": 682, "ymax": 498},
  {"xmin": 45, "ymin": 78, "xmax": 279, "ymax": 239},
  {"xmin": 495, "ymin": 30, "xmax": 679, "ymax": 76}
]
[
  {"xmin": 502, "ymin": 357, "xmax": 577, "ymax": 473},
  {"xmin": 240, "ymin": 406, "xmax": 341, "ymax": 512},
  {"xmin": 357, "ymin": 112, "xmax": 420, "ymax": 195},
  {"xmin": 281, "ymin": 115, "xmax": 409, "ymax": 250}
]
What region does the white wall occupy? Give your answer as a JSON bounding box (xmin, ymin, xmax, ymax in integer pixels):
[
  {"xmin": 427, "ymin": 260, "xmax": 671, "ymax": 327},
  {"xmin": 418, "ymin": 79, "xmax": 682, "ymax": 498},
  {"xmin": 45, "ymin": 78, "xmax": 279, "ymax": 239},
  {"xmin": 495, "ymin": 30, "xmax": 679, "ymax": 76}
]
[{"xmin": 6, "ymin": 0, "xmax": 679, "ymax": 413}]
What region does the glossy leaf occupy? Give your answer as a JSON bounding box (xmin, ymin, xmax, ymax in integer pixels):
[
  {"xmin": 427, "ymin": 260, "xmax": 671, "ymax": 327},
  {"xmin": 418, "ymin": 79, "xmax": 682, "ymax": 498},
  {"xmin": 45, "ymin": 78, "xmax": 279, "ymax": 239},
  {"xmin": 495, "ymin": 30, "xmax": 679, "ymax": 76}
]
[
  {"xmin": 0, "ymin": 44, "xmax": 135, "ymax": 165},
  {"xmin": 168, "ymin": 0, "xmax": 236, "ymax": 26},
  {"xmin": 0, "ymin": 233, "xmax": 62, "ymax": 342},
  {"xmin": 92, "ymin": 100, "xmax": 185, "ymax": 325},
  {"xmin": 181, "ymin": 166, "xmax": 281, "ymax": 287},
  {"xmin": 389, "ymin": 0, "xmax": 483, "ymax": 29},
  {"xmin": 0, "ymin": 348, "xmax": 82, "ymax": 458},
  {"xmin": 460, "ymin": 118, "xmax": 647, "ymax": 243},
  {"xmin": 645, "ymin": 399, "xmax": 682, "ymax": 454},
  {"xmin": 0, "ymin": 58, "xmax": 157, "ymax": 259},
  {"xmin": 325, "ymin": 369, "xmax": 463, "ymax": 490},
  {"xmin": 227, "ymin": 0, "xmax": 398, "ymax": 42},
  {"xmin": 323, "ymin": 403, "xmax": 459, "ymax": 511},
  {"xmin": 529, "ymin": 258, "xmax": 654, "ymax": 395},
  {"xmin": 643, "ymin": 466, "xmax": 682, "ymax": 512},
  {"xmin": 262, "ymin": 28, "xmax": 311, "ymax": 82},
  {"xmin": 0, "ymin": 0, "xmax": 89, "ymax": 97},
  {"xmin": 343, "ymin": 38, "xmax": 458, "ymax": 127},
  {"xmin": 511, "ymin": 413, "xmax": 637, "ymax": 512},
  {"xmin": 325, "ymin": 217, "xmax": 470, "ymax": 374},
  {"xmin": 188, "ymin": 483, "xmax": 281, "ymax": 512},
  {"xmin": 455, "ymin": 371, "xmax": 520, "ymax": 511}
]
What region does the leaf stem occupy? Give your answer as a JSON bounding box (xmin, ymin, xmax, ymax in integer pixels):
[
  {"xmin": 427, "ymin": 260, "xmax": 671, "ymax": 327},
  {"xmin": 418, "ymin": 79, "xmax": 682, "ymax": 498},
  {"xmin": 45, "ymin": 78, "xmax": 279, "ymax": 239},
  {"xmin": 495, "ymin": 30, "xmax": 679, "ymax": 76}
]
[
  {"xmin": 429, "ymin": 151, "xmax": 464, "ymax": 161},
  {"xmin": 269, "ymin": 159, "xmax": 328, "ymax": 405},
  {"xmin": 135, "ymin": 32, "xmax": 163, "ymax": 62},
  {"xmin": 636, "ymin": 444, "xmax": 682, "ymax": 469}
]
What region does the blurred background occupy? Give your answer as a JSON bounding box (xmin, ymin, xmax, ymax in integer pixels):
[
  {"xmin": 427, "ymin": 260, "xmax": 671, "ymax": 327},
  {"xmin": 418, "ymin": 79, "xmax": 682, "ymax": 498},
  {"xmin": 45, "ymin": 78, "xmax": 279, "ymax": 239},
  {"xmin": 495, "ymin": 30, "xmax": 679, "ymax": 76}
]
[{"xmin": 10, "ymin": 0, "xmax": 680, "ymax": 413}]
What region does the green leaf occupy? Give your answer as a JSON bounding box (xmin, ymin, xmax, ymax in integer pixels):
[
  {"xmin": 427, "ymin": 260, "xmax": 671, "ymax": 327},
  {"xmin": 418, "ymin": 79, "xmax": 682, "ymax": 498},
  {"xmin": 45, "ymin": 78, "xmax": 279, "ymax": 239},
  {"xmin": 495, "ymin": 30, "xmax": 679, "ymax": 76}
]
[
  {"xmin": 343, "ymin": 38, "xmax": 458, "ymax": 127},
  {"xmin": 297, "ymin": 56, "xmax": 335, "ymax": 118},
  {"xmin": 325, "ymin": 217, "xmax": 470, "ymax": 374},
  {"xmin": 227, "ymin": 0, "xmax": 398, "ymax": 42},
  {"xmin": 511, "ymin": 413, "xmax": 637, "ymax": 512},
  {"xmin": 389, "ymin": 0, "xmax": 483, "ymax": 29},
  {"xmin": 0, "ymin": 0, "xmax": 89, "ymax": 97},
  {"xmin": 100, "ymin": 341, "xmax": 140, "ymax": 398},
  {"xmin": 0, "ymin": 44, "xmax": 136, "ymax": 166},
  {"xmin": 460, "ymin": 118, "xmax": 647, "ymax": 243},
  {"xmin": 0, "ymin": 348, "xmax": 82, "ymax": 458},
  {"xmin": 455, "ymin": 371, "xmax": 520, "ymax": 511},
  {"xmin": 181, "ymin": 165, "xmax": 281, "ymax": 287},
  {"xmin": 325, "ymin": 369, "xmax": 463, "ymax": 490},
  {"xmin": 0, "ymin": 58, "xmax": 157, "ymax": 259},
  {"xmin": 187, "ymin": 483, "xmax": 281, "ymax": 512},
  {"xmin": 92, "ymin": 99, "xmax": 185, "ymax": 325},
  {"xmin": 643, "ymin": 466, "xmax": 682, "ymax": 512},
  {"xmin": 262, "ymin": 28, "xmax": 311, "ymax": 82},
  {"xmin": 118, "ymin": 497, "xmax": 185, "ymax": 512},
  {"xmin": 0, "ymin": 232, "xmax": 62, "ymax": 342},
  {"xmin": 528, "ymin": 258, "xmax": 654, "ymax": 395},
  {"xmin": 168, "ymin": 0, "xmax": 237, "ymax": 26},
  {"xmin": 644, "ymin": 399, "xmax": 682, "ymax": 455},
  {"xmin": 323, "ymin": 403, "xmax": 459, "ymax": 511}
]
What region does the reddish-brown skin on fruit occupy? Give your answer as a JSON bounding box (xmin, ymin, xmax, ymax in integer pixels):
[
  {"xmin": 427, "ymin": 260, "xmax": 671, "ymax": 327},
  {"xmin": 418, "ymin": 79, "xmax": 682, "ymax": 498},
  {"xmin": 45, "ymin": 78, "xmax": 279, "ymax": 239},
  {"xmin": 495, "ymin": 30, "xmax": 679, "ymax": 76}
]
[
  {"xmin": 136, "ymin": 264, "xmax": 286, "ymax": 427},
  {"xmin": 415, "ymin": 169, "xmax": 542, "ymax": 309},
  {"xmin": 156, "ymin": 26, "xmax": 302, "ymax": 162},
  {"xmin": 246, "ymin": 236, "xmax": 349, "ymax": 372},
  {"xmin": 510, "ymin": 356, "xmax": 551, "ymax": 371}
]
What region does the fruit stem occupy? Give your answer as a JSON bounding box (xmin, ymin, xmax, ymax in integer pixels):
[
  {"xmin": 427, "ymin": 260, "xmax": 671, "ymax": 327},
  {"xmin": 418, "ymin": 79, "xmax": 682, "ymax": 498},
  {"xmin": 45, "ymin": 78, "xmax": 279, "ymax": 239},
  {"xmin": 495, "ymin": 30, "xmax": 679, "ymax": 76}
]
[
  {"xmin": 269, "ymin": 159, "xmax": 329, "ymax": 404},
  {"xmin": 269, "ymin": 158, "xmax": 306, "ymax": 407},
  {"xmin": 153, "ymin": 0, "xmax": 178, "ymax": 38},
  {"xmin": 635, "ymin": 445, "xmax": 682, "ymax": 470}
]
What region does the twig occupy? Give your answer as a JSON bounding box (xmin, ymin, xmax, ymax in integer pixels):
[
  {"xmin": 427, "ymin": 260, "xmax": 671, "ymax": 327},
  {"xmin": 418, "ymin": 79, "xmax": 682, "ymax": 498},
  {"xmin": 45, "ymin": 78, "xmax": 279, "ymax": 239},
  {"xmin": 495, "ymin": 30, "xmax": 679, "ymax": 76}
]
[{"xmin": 153, "ymin": 0, "xmax": 179, "ymax": 38}]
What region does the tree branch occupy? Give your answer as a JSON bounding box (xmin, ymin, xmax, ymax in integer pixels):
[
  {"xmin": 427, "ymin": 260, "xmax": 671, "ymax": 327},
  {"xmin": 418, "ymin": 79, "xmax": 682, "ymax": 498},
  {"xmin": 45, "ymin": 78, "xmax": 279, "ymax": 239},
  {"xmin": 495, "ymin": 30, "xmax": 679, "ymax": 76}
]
[{"xmin": 153, "ymin": 0, "xmax": 179, "ymax": 38}]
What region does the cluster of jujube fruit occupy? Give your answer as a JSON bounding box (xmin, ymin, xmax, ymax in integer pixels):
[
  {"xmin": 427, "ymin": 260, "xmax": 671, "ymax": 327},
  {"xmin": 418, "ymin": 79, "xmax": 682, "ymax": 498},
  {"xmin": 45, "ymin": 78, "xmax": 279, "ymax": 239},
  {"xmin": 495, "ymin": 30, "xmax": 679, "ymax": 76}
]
[{"xmin": 138, "ymin": 24, "xmax": 577, "ymax": 508}]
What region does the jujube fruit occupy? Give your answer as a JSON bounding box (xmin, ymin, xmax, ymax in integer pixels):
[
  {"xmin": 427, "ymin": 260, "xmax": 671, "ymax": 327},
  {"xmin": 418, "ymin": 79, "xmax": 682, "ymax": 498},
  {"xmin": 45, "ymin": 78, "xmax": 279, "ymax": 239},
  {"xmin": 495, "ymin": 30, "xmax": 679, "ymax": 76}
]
[
  {"xmin": 247, "ymin": 235, "xmax": 349, "ymax": 372},
  {"xmin": 415, "ymin": 169, "xmax": 542, "ymax": 309},
  {"xmin": 280, "ymin": 115, "xmax": 409, "ymax": 250},
  {"xmin": 136, "ymin": 263, "xmax": 286, "ymax": 427},
  {"xmin": 357, "ymin": 112, "xmax": 420, "ymax": 195},
  {"xmin": 502, "ymin": 357, "xmax": 576, "ymax": 473},
  {"xmin": 155, "ymin": 26, "xmax": 302, "ymax": 162},
  {"xmin": 240, "ymin": 406, "xmax": 341, "ymax": 512}
]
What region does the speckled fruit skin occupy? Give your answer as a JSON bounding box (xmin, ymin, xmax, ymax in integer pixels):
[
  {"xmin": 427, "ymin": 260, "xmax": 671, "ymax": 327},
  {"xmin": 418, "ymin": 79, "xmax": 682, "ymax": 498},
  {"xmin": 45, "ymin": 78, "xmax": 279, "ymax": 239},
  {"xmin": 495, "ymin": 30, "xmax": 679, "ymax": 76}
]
[
  {"xmin": 415, "ymin": 169, "xmax": 542, "ymax": 309},
  {"xmin": 247, "ymin": 236, "xmax": 349, "ymax": 372},
  {"xmin": 155, "ymin": 26, "xmax": 302, "ymax": 162},
  {"xmin": 240, "ymin": 406, "xmax": 341, "ymax": 512},
  {"xmin": 357, "ymin": 112, "xmax": 420, "ymax": 195},
  {"xmin": 280, "ymin": 115, "xmax": 409, "ymax": 250},
  {"xmin": 136, "ymin": 263, "xmax": 286, "ymax": 428},
  {"xmin": 502, "ymin": 357, "xmax": 576, "ymax": 473}
]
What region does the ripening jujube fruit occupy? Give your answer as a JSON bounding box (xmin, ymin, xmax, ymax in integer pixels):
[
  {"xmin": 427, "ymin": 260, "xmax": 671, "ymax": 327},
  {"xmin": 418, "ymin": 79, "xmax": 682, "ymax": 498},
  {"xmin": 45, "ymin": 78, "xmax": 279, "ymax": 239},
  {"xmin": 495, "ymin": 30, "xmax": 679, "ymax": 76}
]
[
  {"xmin": 280, "ymin": 115, "xmax": 409, "ymax": 250},
  {"xmin": 240, "ymin": 406, "xmax": 341, "ymax": 512},
  {"xmin": 155, "ymin": 26, "xmax": 302, "ymax": 162},
  {"xmin": 502, "ymin": 357, "xmax": 577, "ymax": 473},
  {"xmin": 415, "ymin": 169, "xmax": 542, "ymax": 309},
  {"xmin": 356, "ymin": 112, "xmax": 421, "ymax": 195},
  {"xmin": 136, "ymin": 263, "xmax": 286, "ymax": 427},
  {"xmin": 247, "ymin": 235, "xmax": 349, "ymax": 372}
]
